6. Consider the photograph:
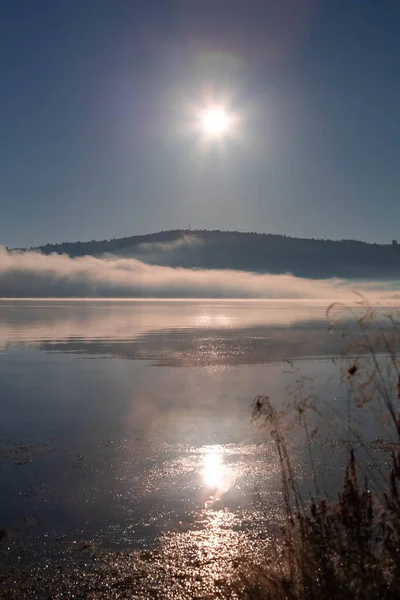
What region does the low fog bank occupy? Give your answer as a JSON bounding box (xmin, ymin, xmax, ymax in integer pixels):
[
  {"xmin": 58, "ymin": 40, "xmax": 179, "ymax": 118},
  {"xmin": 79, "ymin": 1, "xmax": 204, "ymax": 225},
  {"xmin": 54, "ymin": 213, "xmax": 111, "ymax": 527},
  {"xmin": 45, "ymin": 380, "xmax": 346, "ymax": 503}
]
[
  {"xmin": 0, "ymin": 247, "xmax": 399, "ymax": 300},
  {"xmin": 35, "ymin": 230, "xmax": 400, "ymax": 280}
]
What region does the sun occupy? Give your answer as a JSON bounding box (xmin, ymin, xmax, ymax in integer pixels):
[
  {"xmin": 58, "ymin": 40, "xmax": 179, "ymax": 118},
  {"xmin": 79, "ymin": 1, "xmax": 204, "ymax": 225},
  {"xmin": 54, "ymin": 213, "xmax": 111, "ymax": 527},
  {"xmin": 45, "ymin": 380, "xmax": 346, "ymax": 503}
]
[{"xmin": 201, "ymin": 106, "xmax": 231, "ymax": 138}]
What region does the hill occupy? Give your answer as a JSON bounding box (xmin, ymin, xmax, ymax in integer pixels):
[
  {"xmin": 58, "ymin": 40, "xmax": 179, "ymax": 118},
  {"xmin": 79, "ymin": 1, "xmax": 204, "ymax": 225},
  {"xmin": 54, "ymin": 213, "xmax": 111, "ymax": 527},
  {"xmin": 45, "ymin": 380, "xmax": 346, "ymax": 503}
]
[{"xmin": 30, "ymin": 230, "xmax": 400, "ymax": 279}]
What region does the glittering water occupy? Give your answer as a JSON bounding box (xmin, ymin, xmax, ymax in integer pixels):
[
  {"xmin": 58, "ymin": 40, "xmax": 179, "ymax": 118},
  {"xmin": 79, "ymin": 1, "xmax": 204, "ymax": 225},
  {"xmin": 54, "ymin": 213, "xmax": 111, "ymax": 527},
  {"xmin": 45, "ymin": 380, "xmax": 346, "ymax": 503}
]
[{"xmin": 0, "ymin": 300, "xmax": 397, "ymax": 594}]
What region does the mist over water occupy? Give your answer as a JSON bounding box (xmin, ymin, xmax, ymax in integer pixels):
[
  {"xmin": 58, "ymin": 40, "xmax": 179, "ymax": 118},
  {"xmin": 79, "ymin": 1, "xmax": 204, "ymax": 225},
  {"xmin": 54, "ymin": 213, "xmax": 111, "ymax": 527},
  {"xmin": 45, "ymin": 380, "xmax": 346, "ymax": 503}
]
[{"xmin": 1, "ymin": 246, "xmax": 400, "ymax": 299}]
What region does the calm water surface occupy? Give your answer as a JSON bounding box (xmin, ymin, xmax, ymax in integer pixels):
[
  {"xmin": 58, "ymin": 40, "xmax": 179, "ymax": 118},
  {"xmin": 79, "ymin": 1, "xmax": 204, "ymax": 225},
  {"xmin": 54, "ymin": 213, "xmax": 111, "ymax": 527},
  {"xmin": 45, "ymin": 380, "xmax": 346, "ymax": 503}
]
[{"xmin": 0, "ymin": 300, "xmax": 396, "ymax": 587}]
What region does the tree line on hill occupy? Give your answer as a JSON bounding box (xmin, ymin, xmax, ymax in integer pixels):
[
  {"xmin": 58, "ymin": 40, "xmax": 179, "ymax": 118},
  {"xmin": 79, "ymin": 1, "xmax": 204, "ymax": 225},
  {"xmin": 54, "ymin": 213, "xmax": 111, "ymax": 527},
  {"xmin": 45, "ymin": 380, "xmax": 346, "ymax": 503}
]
[{"xmin": 25, "ymin": 229, "xmax": 400, "ymax": 279}]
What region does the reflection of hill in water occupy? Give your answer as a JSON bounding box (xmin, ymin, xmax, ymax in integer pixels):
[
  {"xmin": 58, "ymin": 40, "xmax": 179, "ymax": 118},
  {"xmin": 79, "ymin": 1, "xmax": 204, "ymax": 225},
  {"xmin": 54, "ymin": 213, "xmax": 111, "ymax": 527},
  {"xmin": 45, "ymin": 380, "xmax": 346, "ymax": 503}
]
[
  {"xmin": 39, "ymin": 323, "xmax": 352, "ymax": 366},
  {"xmin": 0, "ymin": 299, "xmax": 391, "ymax": 365},
  {"xmin": 34, "ymin": 229, "xmax": 400, "ymax": 279}
]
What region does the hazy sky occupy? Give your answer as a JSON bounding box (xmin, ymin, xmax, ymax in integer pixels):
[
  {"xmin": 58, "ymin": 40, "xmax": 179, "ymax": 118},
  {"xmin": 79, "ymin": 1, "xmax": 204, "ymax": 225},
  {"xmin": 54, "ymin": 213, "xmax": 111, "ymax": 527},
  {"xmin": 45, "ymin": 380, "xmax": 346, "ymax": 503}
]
[{"xmin": 1, "ymin": 0, "xmax": 400, "ymax": 247}]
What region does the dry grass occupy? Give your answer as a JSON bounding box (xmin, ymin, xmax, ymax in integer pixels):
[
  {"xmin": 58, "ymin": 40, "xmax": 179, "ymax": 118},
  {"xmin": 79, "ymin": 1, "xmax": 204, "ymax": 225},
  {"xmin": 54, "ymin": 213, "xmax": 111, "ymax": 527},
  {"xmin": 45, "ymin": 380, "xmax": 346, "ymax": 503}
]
[{"xmin": 236, "ymin": 299, "xmax": 400, "ymax": 599}]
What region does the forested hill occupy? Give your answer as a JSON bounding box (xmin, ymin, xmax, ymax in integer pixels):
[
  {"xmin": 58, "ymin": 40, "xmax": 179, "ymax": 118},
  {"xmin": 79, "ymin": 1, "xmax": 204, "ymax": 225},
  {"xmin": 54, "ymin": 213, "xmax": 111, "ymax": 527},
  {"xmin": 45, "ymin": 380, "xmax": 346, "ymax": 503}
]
[{"xmin": 29, "ymin": 230, "xmax": 400, "ymax": 279}]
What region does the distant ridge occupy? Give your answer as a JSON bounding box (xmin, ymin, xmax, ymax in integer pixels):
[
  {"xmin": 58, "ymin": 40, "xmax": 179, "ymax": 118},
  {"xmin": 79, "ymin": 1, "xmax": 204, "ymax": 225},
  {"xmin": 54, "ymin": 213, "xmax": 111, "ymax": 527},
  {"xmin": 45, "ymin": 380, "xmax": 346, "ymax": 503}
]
[{"xmin": 25, "ymin": 229, "xmax": 400, "ymax": 280}]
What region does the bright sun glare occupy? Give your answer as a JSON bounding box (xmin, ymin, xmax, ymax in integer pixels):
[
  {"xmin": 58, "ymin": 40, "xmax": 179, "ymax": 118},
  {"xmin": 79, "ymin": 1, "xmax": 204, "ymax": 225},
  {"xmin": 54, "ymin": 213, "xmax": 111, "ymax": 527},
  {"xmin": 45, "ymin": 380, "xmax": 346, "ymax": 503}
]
[
  {"xmin": 201, "ymin": 107, "xmax": 231, "ymax": 138},
  {"xmin": 202, "ymin": 452, "xmax": 223, "ymax": 488}
]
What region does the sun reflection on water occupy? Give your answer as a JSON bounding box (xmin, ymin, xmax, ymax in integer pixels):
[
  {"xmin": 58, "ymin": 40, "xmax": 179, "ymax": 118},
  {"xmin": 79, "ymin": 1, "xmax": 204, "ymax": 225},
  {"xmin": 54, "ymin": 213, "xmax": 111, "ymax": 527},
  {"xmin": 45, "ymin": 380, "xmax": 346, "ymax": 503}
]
[
  {"xmin": 195, "ymin": 312, "xmax": 233, "ymax": 328},
  {"xmin": 202, "ymin": 450, "xmax": 224, "ymax": 488},
  {"xmin": 200, "ymin": 445, "xmax": 237, "ymax": 510}
]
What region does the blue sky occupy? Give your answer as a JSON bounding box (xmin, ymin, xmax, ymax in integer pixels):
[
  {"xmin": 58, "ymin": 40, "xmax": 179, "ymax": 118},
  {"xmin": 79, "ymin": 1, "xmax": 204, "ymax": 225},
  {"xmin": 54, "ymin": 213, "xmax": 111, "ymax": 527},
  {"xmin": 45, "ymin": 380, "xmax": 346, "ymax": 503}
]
[{"xmin": 1, "ymin": 0, "xmax": 400, "ymax": 247}]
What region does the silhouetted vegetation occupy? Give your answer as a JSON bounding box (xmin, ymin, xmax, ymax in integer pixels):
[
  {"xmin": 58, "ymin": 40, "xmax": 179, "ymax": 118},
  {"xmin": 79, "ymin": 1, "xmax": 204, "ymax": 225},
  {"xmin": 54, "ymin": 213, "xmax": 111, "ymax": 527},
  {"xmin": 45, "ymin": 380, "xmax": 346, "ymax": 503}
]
[{"xmin": 235, "ymin": 301, "xmax": 400, "ymax": 599}]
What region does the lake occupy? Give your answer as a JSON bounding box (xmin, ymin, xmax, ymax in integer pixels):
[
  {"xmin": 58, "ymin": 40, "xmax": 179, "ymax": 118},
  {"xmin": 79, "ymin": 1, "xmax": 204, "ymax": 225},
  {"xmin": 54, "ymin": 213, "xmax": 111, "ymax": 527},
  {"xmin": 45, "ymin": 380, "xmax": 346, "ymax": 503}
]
[{"xmin": 0, "ymin": 299, "xmax": 397, "ymax": 594}]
